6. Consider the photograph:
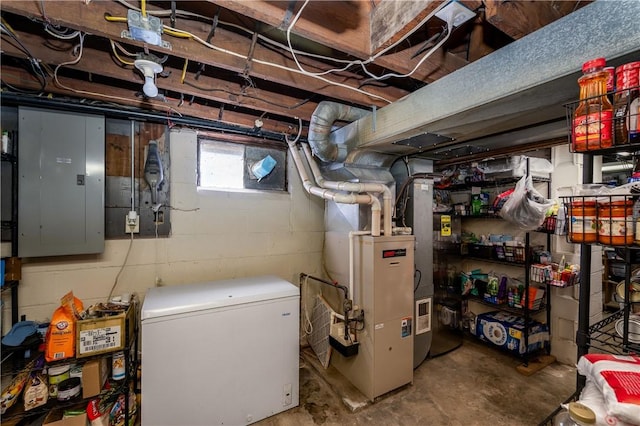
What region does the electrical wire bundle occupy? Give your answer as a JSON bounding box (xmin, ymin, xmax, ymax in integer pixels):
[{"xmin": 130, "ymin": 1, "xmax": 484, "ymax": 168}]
[{"xmin": 0, "ymin": 18, "xmax": 48, "ymax": 93}]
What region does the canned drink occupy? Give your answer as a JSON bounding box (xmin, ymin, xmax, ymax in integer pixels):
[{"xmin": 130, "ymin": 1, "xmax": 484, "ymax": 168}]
[{"xmin": 112, "ymin": 351, "xmax": 126, "ymax": 380}]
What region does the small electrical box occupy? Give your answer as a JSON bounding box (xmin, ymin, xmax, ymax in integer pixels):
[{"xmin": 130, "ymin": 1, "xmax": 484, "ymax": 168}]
[{"xmin": 123, "ymin": 9, "xmax": 171, "ymax": 49}]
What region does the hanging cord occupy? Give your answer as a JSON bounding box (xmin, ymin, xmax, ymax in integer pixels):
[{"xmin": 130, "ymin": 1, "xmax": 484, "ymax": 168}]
[
  {"xmin": 301, "ymin": 274, "xmax": 314, "ymax": 335},
  {"xmin": 284, "ymin": 117, "xmax": 303, "ymax": 145},
  {"xmin": 414, "ymin": 267, "xmax": 422, "ymax": 292},
  {"xmin": 108, "ymin": 231, "xmax": 134, "ymax": 301},
  {"xmin": 1, "ymin": 19, "xmax": 48, "ymax": 92},
  {"xmin": 154, "ymin": 215, "xmax": 161, "ymax": 285}
]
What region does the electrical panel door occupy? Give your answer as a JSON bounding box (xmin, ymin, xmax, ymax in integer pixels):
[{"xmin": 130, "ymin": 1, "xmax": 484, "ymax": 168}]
[{"xmin": 19, "ymin": 107, "xmax": 105, "ymax": 257}]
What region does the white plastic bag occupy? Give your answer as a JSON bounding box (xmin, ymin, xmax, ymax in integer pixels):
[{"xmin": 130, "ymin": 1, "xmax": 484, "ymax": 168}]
[{"xmin": 499, "ymin": 175, "xmax": 554, "ymax": 231}]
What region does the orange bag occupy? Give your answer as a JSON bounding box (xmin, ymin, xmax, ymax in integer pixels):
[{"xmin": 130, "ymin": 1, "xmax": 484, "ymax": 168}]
[{"xmin": 45, "ymin": 293, "xmax": 84, "ymax": 362}]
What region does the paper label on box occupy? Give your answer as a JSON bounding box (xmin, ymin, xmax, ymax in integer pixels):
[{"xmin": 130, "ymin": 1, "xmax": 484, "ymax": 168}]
[
  {"xmin": 509, "ymin": 327, "xmax": 522, "ymax": 340},
  {"xmin": 79, "ymin": 325, "xmax": 121, "ymax": 354}
]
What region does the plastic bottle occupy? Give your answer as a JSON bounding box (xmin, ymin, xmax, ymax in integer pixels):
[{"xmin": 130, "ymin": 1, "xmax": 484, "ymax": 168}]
[
  {"xmin": 573, "ymin": 58, "xmax": 614, "ymax": 151},
  {"xmin": 614, "ymin": 61, "xmax": 640, "ymax": 145},
  {"xmin": 553, "ymin": 402, "xmax": 595, "ymax": 426},
  {"xmin": 555, "ymin": 203, "xmax": 567, "ymax": 236}
]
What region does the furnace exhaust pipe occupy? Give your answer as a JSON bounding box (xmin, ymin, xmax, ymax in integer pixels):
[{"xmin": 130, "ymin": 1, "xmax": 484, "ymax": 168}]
[
  {"xmin": 300, "ymin": 143, "xmax": 392, "ymax": 237},
  {"xmin": 286, "ymin": 130, "xmax": 382, "ymax": 237}
]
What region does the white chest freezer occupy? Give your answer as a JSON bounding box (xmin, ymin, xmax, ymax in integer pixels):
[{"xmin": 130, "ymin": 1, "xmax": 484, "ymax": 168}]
[{"xmin": 141, "ymin": 275, "xmax": 299, "ymax": 426}]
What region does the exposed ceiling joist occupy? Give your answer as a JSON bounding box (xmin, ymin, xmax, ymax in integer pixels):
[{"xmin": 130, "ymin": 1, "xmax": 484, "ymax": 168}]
[
  {"xmin": 1, "ymin": 1, "xmax": 406, "ymax": 111},
  {"xmin": 1, "ymin": 29, "xmax": 320, "ymax": 121},
  {"xmin": 484, "ymin": 0, "xmax": 573, "ymax": 40},
  {"xmin": 370, "ymin": 1, "xmax": 440, "ymax": 53},
  {"xmin": 207, "ymin": 0, "xmax": 470, "ymax": 83},
  {"xmin": 0, "ymin": 0, "xmax": 608, "ymax": 161},
  {"xmin": 207, "ymin": 0, "xmax": 371, "ymax": 57},
  {"xmin": 1, "ymin": 65, "xmax": 297, "ymax": 136}
]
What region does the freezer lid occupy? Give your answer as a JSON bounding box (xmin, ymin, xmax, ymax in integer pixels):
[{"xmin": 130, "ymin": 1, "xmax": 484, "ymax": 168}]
[{"xmin": 141, "ymin": 275, "xmax": 299, "ymax": 320}]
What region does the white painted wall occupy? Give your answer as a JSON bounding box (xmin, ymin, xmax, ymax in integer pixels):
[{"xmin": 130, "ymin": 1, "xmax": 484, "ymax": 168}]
[
  {"xmin": 549, "ymin": 145, "xmax": 604, "ymax": 365},
  {"xmin": 1, "ymin": 128, "xmax": 325, "ymax": 330}
]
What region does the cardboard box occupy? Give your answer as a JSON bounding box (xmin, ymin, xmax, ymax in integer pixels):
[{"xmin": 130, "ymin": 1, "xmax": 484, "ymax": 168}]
[
  {"xmin": 76, "ymin": 303, "xmax": 135, "ymax": 358},
  {"xmin": 43, "ymin": 406, "xmax": 87, "ymax": 426},
  {"xmin": 473, "ymin": 311, "xmax": 549, "ymax": 355},
  {"xmin": 82, "ymin": 358, "xmax": 110, "ymax": 398}
]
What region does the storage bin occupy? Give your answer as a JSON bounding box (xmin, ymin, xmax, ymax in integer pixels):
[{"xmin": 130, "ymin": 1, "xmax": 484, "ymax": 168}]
[
  {"xmin": 75, "ymin": 303, "xmax": 136, "ymax": 358},
  {"xmin": 504, "ymin": 245, "xmax": 544, "ymax": 263},
  {"xmin": 466, "ymin": 243, "xmax": 494, "ymax": 259}
]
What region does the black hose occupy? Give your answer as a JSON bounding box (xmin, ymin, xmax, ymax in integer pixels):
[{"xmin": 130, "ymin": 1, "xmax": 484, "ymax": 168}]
[{"xmin": 299, "ymin": 273, "xmax": 348, "ymax": 300}]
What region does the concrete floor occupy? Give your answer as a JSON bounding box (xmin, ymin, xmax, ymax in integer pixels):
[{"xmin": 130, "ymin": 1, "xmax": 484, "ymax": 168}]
[{"xmin": 257, "ymin": 337, "xmax": 576, "ymax": 426}]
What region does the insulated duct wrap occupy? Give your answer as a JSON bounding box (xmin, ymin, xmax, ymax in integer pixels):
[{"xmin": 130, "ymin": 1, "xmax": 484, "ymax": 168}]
[{"xmin": 308, "ymin": 101, "xmax": 370, "ymax": 163}]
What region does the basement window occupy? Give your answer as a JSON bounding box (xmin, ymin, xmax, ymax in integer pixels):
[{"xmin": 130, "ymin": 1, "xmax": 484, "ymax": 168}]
[{"xmin": 197, "ymin": 138, "xmax": 287, "ymax": 192}]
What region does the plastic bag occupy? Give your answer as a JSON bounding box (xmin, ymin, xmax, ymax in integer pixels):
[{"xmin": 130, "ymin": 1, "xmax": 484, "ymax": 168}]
[{"xmin": 499, "ymin": 175, "xmax": 554, "ymax": 231}]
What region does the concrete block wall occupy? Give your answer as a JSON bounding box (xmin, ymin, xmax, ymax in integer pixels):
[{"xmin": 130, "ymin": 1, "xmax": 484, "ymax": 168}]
[
  {"xmin": 548, "ymin": 146, "xmax": 604, "ymax": 365},
  {"xmin": 1, "ymin": 128, "xmax": 325, "ymax": 331}
]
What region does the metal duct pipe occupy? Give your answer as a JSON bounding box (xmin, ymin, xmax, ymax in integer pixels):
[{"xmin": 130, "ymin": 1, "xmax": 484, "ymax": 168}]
[
  {"xmin": 286, "ymin": 137, "xmax": 381, "ymax": 236},
  {"xmin": 308, "ymin": 101, "xmax": 370, "ymax": 163},
  {"xmin": 301, "ymin": 143, "xmax": 393, "ymax": 237},
  {"xmin": 329, "ymin": 1, "xmax": 640, "ymax": 155}
]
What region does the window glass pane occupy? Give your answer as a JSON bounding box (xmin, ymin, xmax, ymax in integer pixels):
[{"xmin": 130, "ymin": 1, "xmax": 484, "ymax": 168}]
[
  {"xmin": 198, "ymin": 137, "xmax": 287, "ymax": 192},
  {"xmin": 198, "ymin": 140, "xmax": 244, "ymax": 189}
]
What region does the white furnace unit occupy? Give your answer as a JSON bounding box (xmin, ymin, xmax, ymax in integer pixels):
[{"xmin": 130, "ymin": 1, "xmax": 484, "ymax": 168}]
[
  {"xmin": 330, "ymin": 235, "xmax": 415, "ymax": 401},
  {"xmin": 141, "ymin": 275, "xmax": 299, "ymax": 425}
]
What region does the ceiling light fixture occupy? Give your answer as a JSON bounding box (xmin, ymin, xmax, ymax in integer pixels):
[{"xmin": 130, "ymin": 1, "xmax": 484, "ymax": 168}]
[{"xmin": 134, "ymin": 59, "xmax": 163, "ymax": 98}]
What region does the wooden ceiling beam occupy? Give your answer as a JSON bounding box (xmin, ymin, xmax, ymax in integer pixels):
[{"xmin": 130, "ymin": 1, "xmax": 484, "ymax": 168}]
[
  {"xmin": 1, "ymin": 1, "xmax": 406, "ymax": 108},
  {"xmin": 370, "ymin": 0, "xmax": 440, "ymax": 53},
  {"xmin": 467, "ymin": 13, "xmax": 497, "ymax": 62},
  {"xmin": 207, "ymin": 0, "xmax": 372, "ymax": 57},
  {"xmin": 207, "ymin": 0, "xmax": 469, "ymax": 83},
  {"xmin": 484, "ymin": 0, "xmax": 566, "ymax": 40},
  {"xmin": 2, "ymin": 30, "xmax": 320, "ymax": 122},
  {"xmin": 0, "ymin": 65, "xmax": 297, "ymax": 135}
]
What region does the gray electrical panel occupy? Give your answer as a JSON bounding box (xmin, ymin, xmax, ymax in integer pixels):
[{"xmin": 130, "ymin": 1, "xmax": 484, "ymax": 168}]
[{"xmin": 19, "ymin": 107, "xmax": 105, "ymax": 257}]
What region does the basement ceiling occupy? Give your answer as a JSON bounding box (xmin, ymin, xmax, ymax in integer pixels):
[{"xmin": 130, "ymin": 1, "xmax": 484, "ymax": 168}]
[{"xmin": 2, "ymin": 0, "xmax": 636, "ymax": 163}]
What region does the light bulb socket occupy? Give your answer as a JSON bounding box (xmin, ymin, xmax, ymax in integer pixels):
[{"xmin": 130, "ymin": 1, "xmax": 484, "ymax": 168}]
[{"xmin": 134, "ymin": 59, "xmax": 163, "ymax": 98}]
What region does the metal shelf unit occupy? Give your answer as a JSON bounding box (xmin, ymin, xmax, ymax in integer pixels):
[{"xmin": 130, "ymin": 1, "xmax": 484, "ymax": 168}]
[
  {"xmin": 541, "ymin": 83, "xmax": 640, "ymax": 424},
  {"xmin": 1, "ymin": 141, "xmax": 19, "ymax": 325},
  {"xmin": 449, "ymin": 170, "xmax": 553, "ymax": 364}
]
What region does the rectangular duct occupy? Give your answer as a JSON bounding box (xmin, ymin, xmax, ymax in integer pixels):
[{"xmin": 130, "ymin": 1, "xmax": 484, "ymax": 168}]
[{"xmin": 331, "ymin": 0, "xmax": 640, "ymax": 157}]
